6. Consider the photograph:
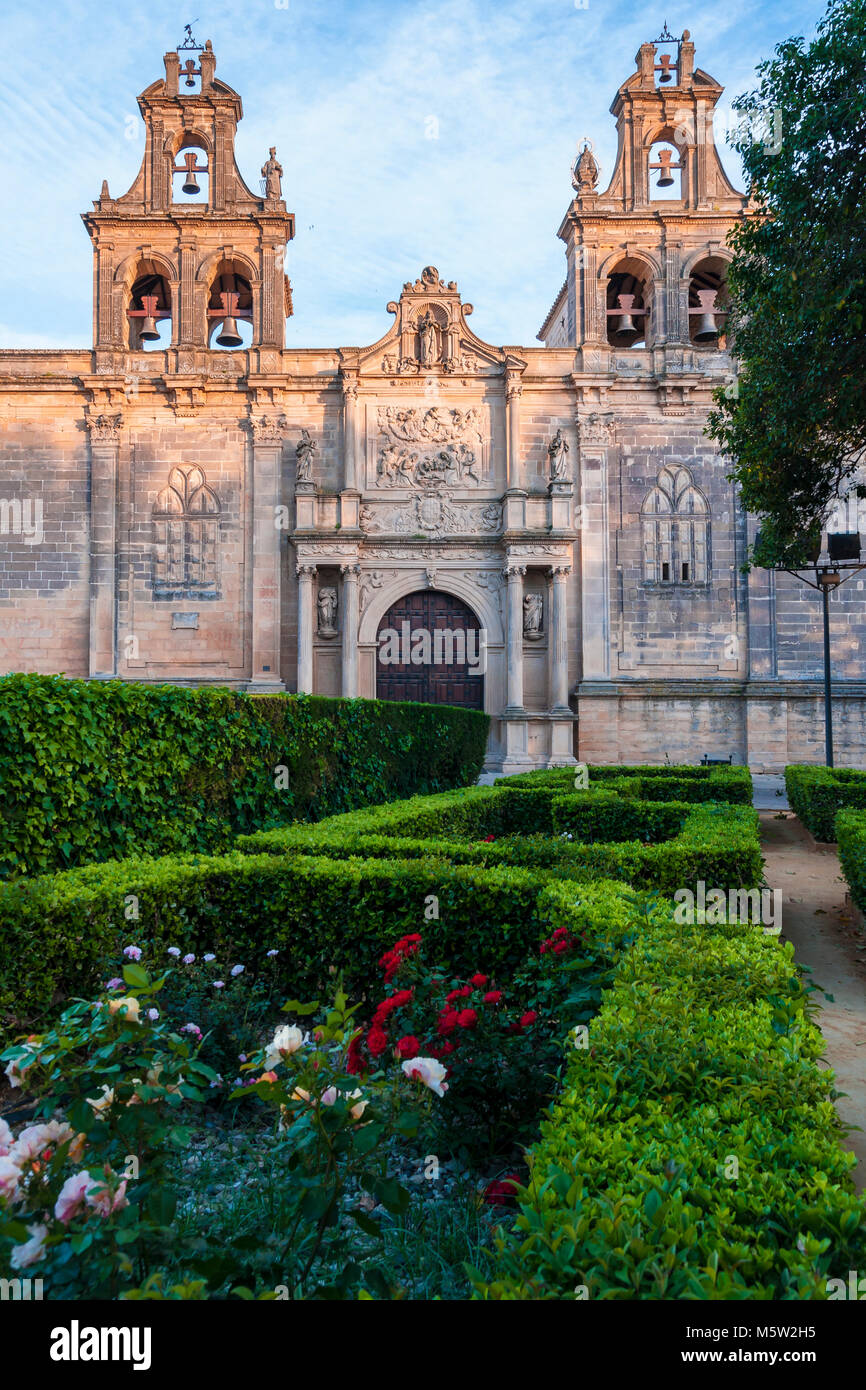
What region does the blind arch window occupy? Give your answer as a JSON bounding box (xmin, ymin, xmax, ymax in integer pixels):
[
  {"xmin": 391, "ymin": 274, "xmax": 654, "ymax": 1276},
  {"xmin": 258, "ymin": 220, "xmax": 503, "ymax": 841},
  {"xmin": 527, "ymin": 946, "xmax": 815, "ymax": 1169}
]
[
  {"xmin": 152, "ymin": 466, "xmax": 220, "ymax": 596},
  {"xmin": 641, "ymin": 464, "xmax": 709, "ymax": 585}
]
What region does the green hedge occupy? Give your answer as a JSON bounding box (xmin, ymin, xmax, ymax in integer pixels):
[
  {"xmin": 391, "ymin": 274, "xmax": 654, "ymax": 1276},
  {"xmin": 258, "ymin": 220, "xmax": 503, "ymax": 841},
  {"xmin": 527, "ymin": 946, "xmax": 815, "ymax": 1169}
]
[
  {"xmin": 498, "ymin": 764, "xmax": 753, "ymax": 804},
  {"xmin": 785, "ymin": 765, "xmax": 866, "ymax": 841},
  {"xmin": 478, "ymin": 912, "xmax": 866, "ymax": 1300},
  {"xmin": 837, "ymin": 810, "xmax": 866, "ymax": 912},
  {"xmin": 240, "ymin": 790, "xmax": 763, "ymax": 893},
  {"xmin": 0, "ymin": 849, "xmax": 636, "ymax": 1027},
  {"xmin": 0, "ymin": 674, "xmax": 489, "ymax": 879}
]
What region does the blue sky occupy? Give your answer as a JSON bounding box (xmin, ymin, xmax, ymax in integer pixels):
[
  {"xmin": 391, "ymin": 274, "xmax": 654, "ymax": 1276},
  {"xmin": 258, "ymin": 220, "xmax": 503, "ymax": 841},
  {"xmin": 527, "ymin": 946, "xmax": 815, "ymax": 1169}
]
[{"xmin": 0, "ymin": 0, "xmax": 823, "ymax": 350}]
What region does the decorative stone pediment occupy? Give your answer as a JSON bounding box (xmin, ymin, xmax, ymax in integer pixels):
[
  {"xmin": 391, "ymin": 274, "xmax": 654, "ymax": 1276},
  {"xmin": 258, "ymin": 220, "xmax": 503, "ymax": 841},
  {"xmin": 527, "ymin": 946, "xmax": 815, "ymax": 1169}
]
[{"xmin": 353, "ymin": 267, "xmax": 503, "ymax": 377}]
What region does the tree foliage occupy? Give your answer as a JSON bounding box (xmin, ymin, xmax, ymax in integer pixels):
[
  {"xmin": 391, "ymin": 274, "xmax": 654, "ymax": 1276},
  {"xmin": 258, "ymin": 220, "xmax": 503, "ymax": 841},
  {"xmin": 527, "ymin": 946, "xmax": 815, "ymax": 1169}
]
[{"xmin": 707, "ymin": 0, "xmax": 866, "ymax": 566}]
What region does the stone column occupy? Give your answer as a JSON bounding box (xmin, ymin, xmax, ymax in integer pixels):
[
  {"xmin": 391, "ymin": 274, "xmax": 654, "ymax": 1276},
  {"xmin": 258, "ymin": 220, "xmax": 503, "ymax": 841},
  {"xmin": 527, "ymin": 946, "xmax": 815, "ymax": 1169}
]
[
  {"xmin": 505, "ymin": 563, "xmax": 526, "ymax": 710},
  {"xmin": 249, "ymin": 416, "xmax": 286, "ymax": 689},
  {"xmin": 549, "ymin": 564, "xmax": 571, "ymax": 712},
  {"xmin": 341, "ymin": 563, "xmax": 361, "ymax": 697},
  {"xmin": 296, "ymin": 563, "xmax": 316, "ymax": 694},
  {"xmin": 86, "ymin": 410, "xmax": 122, "ymax": 678},
  {"xmin": 577, "ymin": 414, "xmax": 613, "ymax": 680}
]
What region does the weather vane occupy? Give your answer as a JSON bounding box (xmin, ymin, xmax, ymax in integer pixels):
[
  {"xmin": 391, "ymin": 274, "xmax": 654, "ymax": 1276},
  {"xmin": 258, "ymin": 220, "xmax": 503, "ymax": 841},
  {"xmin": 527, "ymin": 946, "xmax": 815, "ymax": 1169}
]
[{"xmin": 178, "ymin": 21, "xmax": 203, "ymax": 52}]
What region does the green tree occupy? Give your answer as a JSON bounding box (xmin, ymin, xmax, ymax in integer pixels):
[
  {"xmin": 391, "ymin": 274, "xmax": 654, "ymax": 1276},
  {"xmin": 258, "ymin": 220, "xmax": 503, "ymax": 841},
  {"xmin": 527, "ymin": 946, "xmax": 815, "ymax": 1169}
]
[{"xmin": 707, "ymin": 0, "xmax": 866, "ymax": 566}]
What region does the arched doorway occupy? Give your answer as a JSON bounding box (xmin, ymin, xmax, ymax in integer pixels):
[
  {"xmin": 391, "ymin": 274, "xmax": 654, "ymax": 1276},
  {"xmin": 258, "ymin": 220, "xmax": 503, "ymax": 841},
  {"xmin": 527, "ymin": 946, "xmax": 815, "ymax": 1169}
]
[{"xmin": 376, "ymin": 590, "xmax": 485, "ymax": 710}]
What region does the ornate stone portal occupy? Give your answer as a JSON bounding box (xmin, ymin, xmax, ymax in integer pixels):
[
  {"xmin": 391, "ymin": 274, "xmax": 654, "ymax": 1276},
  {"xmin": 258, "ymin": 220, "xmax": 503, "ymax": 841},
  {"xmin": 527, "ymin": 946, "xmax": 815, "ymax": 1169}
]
[{"xmin": 1, "ymin": 31, "xmax": 864, "ymax": 771}]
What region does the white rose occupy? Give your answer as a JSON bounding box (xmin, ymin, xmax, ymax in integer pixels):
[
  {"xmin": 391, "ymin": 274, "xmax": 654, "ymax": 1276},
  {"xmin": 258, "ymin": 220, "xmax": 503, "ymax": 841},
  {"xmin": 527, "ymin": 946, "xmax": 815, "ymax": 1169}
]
[
  {"xmin": 265, "ymin": 1024, "xmax": 304, "ymax": 1069},
  {"xmin": 401, "ymin": 1056, "xmax": 449, "ymax": 1098},
  {"xmin": 10, "ymin": 1223, "xmax": 48, "ymax": 1269}
]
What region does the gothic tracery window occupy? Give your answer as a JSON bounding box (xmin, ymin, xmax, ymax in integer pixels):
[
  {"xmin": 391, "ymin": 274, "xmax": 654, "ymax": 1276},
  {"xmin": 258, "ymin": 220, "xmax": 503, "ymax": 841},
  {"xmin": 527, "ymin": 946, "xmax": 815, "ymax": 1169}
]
[
  {"xmin": 641, "ymin": 464, "xmax": 709, "ymax": 585},
  {"xmin": 152, "ymin": 466, "xmax": 220, "ymax": 597}
]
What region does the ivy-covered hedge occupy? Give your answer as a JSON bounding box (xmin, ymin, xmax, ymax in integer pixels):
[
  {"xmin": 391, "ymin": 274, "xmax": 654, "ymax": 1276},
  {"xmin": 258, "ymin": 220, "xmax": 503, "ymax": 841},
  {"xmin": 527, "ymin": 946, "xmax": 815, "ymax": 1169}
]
[
  {"xmin": 785, "ymin": 765, "xmax": 866, "ymax": 842},
  {"xmin": 239, "ymin": 788, "xmax": 763, "ymax": 892},
  {"xmin": 0, "ymin": 674, "xmax": 489, "ymax": 879},
  {"xmin": 0, "ymin": 850, "xmax": 635, "ymax": 1028},
  {"xmin": 837, "ymin": 810, "xmax": 866, "ymax": 912},
  {"xmin": 478, "ymin": 912, "xmax": 866, "ymax": 1300}
]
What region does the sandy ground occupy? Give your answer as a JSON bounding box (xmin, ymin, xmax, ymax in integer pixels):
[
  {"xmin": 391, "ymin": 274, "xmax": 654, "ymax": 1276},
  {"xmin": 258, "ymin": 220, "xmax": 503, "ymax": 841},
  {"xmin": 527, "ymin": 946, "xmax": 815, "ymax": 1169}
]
[{"xmin": 760, "ymin": 811, "xmax": 866, "ymax": 1189}]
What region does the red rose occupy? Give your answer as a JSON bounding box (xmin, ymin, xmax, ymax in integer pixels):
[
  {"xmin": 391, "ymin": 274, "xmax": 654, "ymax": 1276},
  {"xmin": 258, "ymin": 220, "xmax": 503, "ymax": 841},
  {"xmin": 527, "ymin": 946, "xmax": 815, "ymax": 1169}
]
[
  {"xmin": 481, "ymin": 835, "xmax": 496, "ymax": 843},
  {"xmin": 446, "ymin": 986, "xmax": 473, "ymax": 1003},
  {"xmin": 457, "ymin": 1008, "xmax": 478, "ymax": 1029},
  {"xmin": 396, "ymin": 1034, "xmax": 420, "ymax": 1059},
  {"xmin": 483, "ymin": 1173, "xmax": 521, "ymax": 1206},
  {"xmin": 367, "ymin": 1026, "xmax": 389, "ymax": 1058},
  {"xmin": 519, "ymin": 1011, "xmax": 538, "ymax": 1028},
  {"xmin": 346, "ymin": 1036, "xmax": 365, "ymax": 1075},
  {"xmin": 437, "ymin": 1008, "xmax": 460, "ymax": 1036},
  {"xmin": 470, "ymin": 974, "xmax": 488, "ymax": 988},
  {"xmin": 483, "ymin": 990, "xmax": 503, "ymax": 1004}
]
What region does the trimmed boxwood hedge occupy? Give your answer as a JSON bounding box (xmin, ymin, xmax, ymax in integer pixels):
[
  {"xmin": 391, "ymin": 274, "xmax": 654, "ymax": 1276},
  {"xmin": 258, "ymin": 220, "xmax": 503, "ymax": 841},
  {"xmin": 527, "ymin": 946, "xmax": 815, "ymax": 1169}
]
[
  {"xmin": 478, "ymin": 914, "xmax": 866, "ymax": 1300},
  {"xmin": 0, "ymin": 849, "xmax": 637, "ymax": 1028},
  {"xmin": 837, "ymin": 809, "xmax": 866, "ymax": 912},
  {"xmin": 0, "ymin": 674, "xmax": 489, "ymax": 879},
  {"xmin": 498, "ymin": 763, "xmax": 753, "ymax": 804},
  {"xmin": 239, "ymin": 788, "xmax": 764, "ymax": 892},
  {"xmin": 785, "ymin": 765, "xmax": 866, "ymax": 842}
]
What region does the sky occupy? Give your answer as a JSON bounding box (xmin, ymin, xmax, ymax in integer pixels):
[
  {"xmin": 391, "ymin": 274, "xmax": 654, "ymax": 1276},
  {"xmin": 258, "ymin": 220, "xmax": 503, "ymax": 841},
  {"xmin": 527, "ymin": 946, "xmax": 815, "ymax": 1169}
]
[{"xmin": 0, "ymin": 0, "xmax": 825, "ymax": 351}]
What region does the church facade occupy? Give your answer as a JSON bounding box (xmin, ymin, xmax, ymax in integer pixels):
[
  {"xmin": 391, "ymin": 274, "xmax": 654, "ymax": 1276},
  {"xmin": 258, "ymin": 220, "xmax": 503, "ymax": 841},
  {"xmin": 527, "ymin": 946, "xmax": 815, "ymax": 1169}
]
[{"xmin": 1, "ymin": 30, "xmax": 864, "ymax": 771}]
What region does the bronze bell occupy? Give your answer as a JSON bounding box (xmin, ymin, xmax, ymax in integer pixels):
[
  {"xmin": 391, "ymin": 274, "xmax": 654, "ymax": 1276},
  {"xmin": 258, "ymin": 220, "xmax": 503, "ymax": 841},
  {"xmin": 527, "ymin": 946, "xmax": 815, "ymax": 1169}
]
[
  {"xmin": 693, "ymin": 290, "xmax": 720, "ymax": 342},
  {"xmin": 216, "ymin": 315, "xmax": 243, "ymax": 348},
  {"xmin": 656, "ymin": 150, "xmax": 675, "ymax": 187},
  {"xmin": 178, "ymin": 153, "xmax": 202, "ymax": 196},
  {"xmin": 657, "ymin": 53, "xmax": 674, "ymax": 83},
  {"xmin": 612, "ymin": 294, "xmax": 638, "ymax": 337},
  {"xmin": 138, "ymin": 313, "xmax": 160, "ymax": 342}
]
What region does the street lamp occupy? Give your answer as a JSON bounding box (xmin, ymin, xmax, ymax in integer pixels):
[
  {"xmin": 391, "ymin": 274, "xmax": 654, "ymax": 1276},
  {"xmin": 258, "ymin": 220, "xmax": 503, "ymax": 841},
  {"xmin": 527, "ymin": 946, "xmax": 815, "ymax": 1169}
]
[{"xmin": 768, "ymin": 532, "xmax": 865, "ymax": 767}]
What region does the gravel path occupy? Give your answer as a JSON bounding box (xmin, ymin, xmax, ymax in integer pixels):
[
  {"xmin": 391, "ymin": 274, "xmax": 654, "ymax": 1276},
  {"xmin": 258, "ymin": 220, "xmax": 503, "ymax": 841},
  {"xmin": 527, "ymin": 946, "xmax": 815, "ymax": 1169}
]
[{"xmin": 760, "ymin": 811, "xmax": 866, "ymax": 1189}]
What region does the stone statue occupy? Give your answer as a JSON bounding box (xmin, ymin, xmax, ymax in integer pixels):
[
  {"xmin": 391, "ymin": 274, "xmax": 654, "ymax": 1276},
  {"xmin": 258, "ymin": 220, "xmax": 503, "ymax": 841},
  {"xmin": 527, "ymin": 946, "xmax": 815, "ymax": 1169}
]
[
  {"xmin": 295, "ymin": 428, "xmax": 317, "ymax": 483},
  {"xmin": 523, "ymin": 592, "xmax": 543, "ymax": 640},
  {"xmin": 317, "ymin": 586, "xmax": 338, "ymax": 638},
  {"xmin": 547, "ymin": 429, "xmax": 570, "ymax": 482},
  {"xmin": 262, "ymin": 147, "xmax": 283, "ymax": 200},
  {"xmin": 417, "ymin": 312, "xmax": 440, "ymax": 366}
]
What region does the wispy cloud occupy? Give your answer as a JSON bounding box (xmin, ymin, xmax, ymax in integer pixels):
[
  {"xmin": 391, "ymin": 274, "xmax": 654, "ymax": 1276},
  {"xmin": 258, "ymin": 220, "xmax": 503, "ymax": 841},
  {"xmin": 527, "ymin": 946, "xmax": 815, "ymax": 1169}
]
[{"xmin": 0, "ymin": 0, "xmax": 824, "ymax": 351}]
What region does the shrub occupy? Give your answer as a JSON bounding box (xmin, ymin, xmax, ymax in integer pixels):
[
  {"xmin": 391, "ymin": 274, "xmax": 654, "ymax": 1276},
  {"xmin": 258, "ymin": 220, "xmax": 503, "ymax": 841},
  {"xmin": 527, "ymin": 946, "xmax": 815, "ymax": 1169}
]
[
  {"xmin": 0, "ymin": 848, "xmax": 637, "ymax": 1028},
  {"xmin": 497, "ymin": 763, "xmax": 753, "ymax": 805},
  {"xmin": 240, "ymin": 796, "xmax": 763, "ymax": 894},
  {"xmin": 476, "ymin": 910, "xmax": 866, "ymax": 1300},
  {"xmin": 0, "ymin": 674, "xmax": 489, "ymax": 879},
  {"xmin": 836, "ymin": 809, "xmax": 866, "ymax": 912},
  {"xmin": 785, "ymin": 765, "xmax": 866, "ymax": 841}
]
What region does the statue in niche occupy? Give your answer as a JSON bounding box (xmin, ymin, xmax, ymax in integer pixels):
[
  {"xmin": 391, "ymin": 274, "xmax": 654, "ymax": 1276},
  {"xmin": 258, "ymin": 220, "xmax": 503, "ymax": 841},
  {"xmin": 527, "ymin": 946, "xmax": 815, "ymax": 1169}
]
[
  {"xmin": 295, "ymin": 428, "xmax": 317, "ymax": 483},
  {"xmin": 523, "ymin": 592, "xmax": 544, "ymax": 640},
  {"xmin": 547, "ymin": 429, "xmax": 570, "ymax": 482},
  {"xmin": 417, "ymin": 311, "xmax": 442, "ymax": 366},
  {"xmin": 262, "ymin": 147, "xmax": 283, "ymax": 199},
  {"xmin": 317, "ymin": 586, "xmax": 338, "ymax": 638}
]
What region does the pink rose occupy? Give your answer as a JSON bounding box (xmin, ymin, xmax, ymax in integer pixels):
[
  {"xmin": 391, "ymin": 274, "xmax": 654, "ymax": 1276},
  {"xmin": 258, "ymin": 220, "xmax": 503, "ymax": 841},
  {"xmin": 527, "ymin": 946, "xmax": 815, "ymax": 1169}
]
[{"xmin": 54, "ymin": 1170, "xmax": 93, "ymax": 1225}]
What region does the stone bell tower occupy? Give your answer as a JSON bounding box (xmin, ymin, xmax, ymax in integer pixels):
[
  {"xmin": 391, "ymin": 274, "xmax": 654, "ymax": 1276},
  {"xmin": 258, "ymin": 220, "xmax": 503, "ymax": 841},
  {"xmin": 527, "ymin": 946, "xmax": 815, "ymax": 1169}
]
[
  {"xmin": 551, "ymin": 25, "xmax": 749, "ymax": 386},
  {"xmin": 81, "ymin": 33, "xmax": 295, "ymax": 371}
]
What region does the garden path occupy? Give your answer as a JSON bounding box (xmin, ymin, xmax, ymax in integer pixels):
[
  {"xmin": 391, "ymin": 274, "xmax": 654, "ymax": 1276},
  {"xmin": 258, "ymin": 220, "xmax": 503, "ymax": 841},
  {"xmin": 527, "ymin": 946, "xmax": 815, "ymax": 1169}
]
[{"xmin": 760, "ymin": 811, "xmax": 866, "ymax": 1189}]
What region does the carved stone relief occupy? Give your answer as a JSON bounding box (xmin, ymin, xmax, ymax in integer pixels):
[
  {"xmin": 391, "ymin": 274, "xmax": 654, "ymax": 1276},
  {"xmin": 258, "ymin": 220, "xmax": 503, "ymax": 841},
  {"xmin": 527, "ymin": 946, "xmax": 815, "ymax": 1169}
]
[{"xmin": 373, "ymin": 406, "xmax": 485, "ymax": 489}]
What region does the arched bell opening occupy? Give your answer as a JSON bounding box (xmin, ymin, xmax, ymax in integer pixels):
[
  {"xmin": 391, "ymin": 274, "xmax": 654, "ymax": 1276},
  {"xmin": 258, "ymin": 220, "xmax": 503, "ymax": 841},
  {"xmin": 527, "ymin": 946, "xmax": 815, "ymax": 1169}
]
[
  {"xmin": 206, "ymin": 263, "xmax": 253, "ymax": 350},
  {"xmin": 127, "ymin": 268, "xmax": 172, "ymax": 350},
  {"xmin": 606, "ymin": 257, "xmax": 653, "ymax": 349},
  {"xmin": 648, "ymin": 137, "xmax": 683, "ymax": 201},
  {"xmin": 171, "ymin": 139, "xmax": 210, "ymax": 204}
]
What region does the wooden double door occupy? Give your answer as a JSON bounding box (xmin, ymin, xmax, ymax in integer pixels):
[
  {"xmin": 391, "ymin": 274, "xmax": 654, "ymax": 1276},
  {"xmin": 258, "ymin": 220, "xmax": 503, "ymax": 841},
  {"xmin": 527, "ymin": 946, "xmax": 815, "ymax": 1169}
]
[{"xmin": 375, "ymin": 590, "xmax": 485, "ymax": 710}]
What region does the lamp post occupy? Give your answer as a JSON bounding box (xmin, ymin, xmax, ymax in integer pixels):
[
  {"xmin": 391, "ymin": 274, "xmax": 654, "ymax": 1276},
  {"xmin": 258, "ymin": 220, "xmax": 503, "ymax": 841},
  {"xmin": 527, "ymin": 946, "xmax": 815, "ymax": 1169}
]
[{"xmin": 770, "ymin": 532, "xmax": 865, "ymax": 768}]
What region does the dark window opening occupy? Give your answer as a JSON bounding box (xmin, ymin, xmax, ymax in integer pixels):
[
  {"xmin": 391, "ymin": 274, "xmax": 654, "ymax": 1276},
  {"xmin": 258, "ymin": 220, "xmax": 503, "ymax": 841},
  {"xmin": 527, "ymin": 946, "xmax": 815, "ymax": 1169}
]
[{"xmin": 662, "ymin": 561, "xmax": 670, "ymax": 582}]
